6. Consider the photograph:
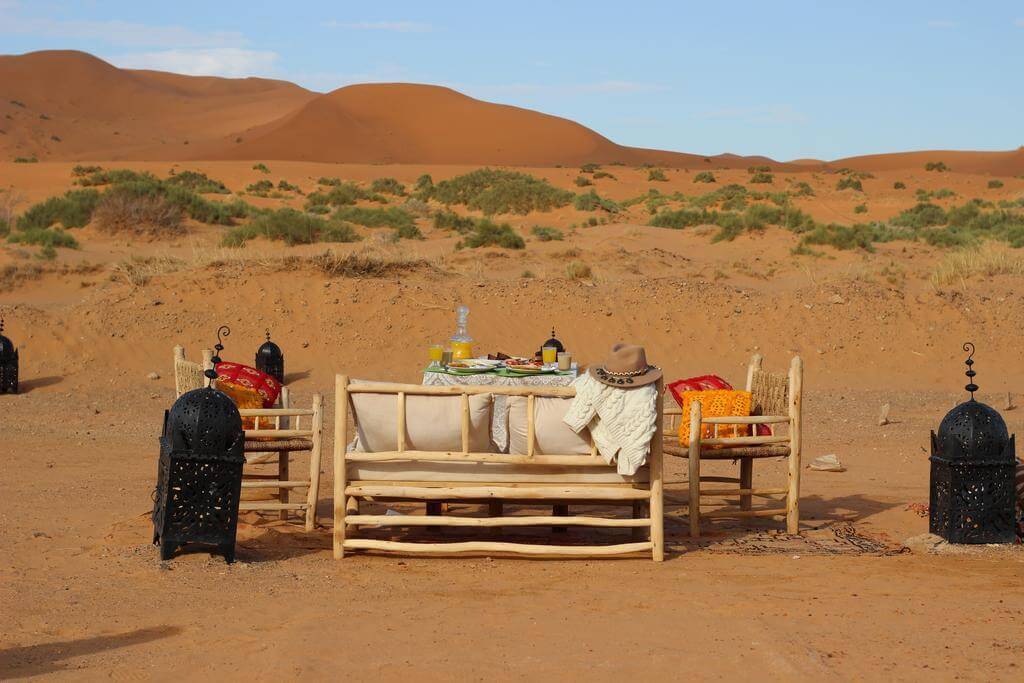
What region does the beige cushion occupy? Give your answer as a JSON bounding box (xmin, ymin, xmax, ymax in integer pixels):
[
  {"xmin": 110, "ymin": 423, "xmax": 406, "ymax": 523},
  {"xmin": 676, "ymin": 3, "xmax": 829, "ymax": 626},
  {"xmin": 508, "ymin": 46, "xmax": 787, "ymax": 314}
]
[
  {"xmin": 351, "ymin": 384, "xmax": 492, "ymax": 452},
  {"xmin": 507, "ymin": 395, "xmax": 592, "ymax": 455}
]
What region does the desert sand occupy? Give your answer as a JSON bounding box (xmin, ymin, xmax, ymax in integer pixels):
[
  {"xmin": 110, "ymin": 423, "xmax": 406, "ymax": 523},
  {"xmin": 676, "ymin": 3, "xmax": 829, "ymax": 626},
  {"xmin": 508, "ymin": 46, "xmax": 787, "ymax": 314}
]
[{"xmin": 2, "ymin": 51, "xmax": 1024, "ymax": 681}]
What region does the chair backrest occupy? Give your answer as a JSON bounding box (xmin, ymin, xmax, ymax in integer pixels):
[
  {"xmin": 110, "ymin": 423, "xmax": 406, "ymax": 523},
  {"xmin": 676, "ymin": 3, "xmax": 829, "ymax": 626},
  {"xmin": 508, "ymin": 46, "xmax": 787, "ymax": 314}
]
[
  {"xmin": 173, "ymin": 346, "xmax": 213, "ymax": 397},
  {"xmin": 746, "ymin": 354, "xmax": 791, "ymax": 418}
]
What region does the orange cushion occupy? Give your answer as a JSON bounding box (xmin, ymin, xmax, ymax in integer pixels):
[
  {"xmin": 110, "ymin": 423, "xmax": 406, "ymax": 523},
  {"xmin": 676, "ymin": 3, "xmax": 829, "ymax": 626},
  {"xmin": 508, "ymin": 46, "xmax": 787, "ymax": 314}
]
[
  {"xmin": 216, "ymin": 380, "xmax": 270, "ymax": 431},
  {"xmin": 678, "ymin": 389, "xmax": 752, "ymax": 446}
]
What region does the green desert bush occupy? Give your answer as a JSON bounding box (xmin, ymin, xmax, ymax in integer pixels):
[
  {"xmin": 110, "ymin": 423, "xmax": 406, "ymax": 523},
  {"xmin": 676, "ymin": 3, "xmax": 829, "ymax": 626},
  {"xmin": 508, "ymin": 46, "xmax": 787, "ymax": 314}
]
[
  {"xmin": 318, "ymin": 176, "xmax": 342, "ymax": 186},
  {"xmin": 797, "ymin": 223, "xmax": 896, "ymax": 252},
  {"xmin": 433, "ymin": 210, "xmax": 477, "ymax": 234},
  {"xmin": 252, "ymin": 163, "xmax": 270, "ymax": 173},
  {"xmin": 649, "ymin": 208, "xmax": 717, "ymax": 229},
  {"xmin": 593, "ymin": 171, "xmax": 616, "ymax": 180},
  {"xmin": 647, "ymin": 169, "xmax": 668, "ymax": 182},
  {"xmin": 893, "ymin": 181, "xmax": 906, "ymax": 189},
  {"xmin": 748, "ymin": 165, "xmax": 771, "ymax": 173},
  {"xmin": 430, "ymin": 169, "xmax": 573, "ymax": 215},
  {"xmin": 749, "ymin": 172, "xmax": 774, "ymax": 184},
  {"xmin": 574, "ymin": 190, "xmax": 621, "ymax": 213},
  {"xmin": 305, "ymin": 182, "xmax": 382, "ymax": 209},
  {"xmin": 413, "ymin": 174, "xmax": 434, "ymax": 198},
  {"xmin": 371, "ymin": 177, "xmax": 406, "ymax": 195},
  {"xmin": 17, "ymin": 189, "xmax": 100, "ymax": 231},
  {"xmin": 307, "ymin": 204, "xmax": 330, "ymax": 215},
  {"xmin": 333, "ymin": 206, "xmax": 416, "ymax": 231},
  {"xmin": 836, "ymin": 177, "xmax": 863, "ymax": 191},
  {"xmin": 854, "ymin": 204, "xmax": 868, "ymax": 214},
  {"xmin": 925, "ymin": 161, "xmax": 949, "ymax": 172},
  {"xmin": 457, "ymin": 219, "xmax": 525, "ymax": 249},
  {"xmin": 165, "ymin": 170, "xmax": 229, "ymax": 194},
  {"xmin": 579, "ymin": 163, "xmax": 601, "ymax": 174},
  {"xmin": 246, "ymin": 179, "xmax": 274, "ymax": 195},
  {"xmin": 71, "ymin": 164, "xmax": 103, "ymax": 177},
  {"xmin": 693, "ymin": 171, "xmax": 716, "ymax": 184},
  {"xmin": 13, "ymin": 156, "xmax": 38, "ymax": 163},
  {"xmin": 791, "ymin": 181, "xmax": 815, "ymax": 196},
  {"xmin": 891, "ymin": 202, "xmax": 947, "ymax": 228},
  {"xmin": 531, "ymin": 225, "xmax": 564, "ymax": 241},
  {"xmin": 987, "ymin": 179, "xmax": 1004, "ymax": 189},
  {"xmin": 574, "ymin": 175, "xmax": 593, "ymax": 187},
  {"xmin": 7, "ymin": 227, "xmax": 79, "ymax": 249},
  {"xmin": 222, "ymin": 208, "xmax": 361, "ymax": 247},
  {"xmin": 75, "ymin": 168, "xmax": 154, "ymax": 187},
  {"xmin": 277, "ymin": 180, "xmax": 301, "ymax": 193}
]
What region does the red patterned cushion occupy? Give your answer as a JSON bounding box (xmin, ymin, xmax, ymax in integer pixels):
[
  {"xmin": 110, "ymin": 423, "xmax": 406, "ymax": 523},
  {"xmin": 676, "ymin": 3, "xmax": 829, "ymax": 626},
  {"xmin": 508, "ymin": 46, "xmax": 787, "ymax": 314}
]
[
  {"xmin": 667, "ymin": 374, "xmax": 772, "ymax": 436},
  {"xmin": 215, "ymin": 362, "xmax": 281, "ymax": 408}
]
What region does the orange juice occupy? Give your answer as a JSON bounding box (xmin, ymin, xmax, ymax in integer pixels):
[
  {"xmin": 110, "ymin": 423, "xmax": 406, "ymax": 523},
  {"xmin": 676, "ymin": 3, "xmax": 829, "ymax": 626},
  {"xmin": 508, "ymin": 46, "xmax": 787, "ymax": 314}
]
[
  {"xmin": 428, "ymin": 344, "xmax": 444, "ymax": 362},
  {"xmin": 451, "ymin": 340, "xmax": 473, "ymax": 359},
  {"xmin": 542, "ymin": 346, "xmax": 557, "ymax": 364}
]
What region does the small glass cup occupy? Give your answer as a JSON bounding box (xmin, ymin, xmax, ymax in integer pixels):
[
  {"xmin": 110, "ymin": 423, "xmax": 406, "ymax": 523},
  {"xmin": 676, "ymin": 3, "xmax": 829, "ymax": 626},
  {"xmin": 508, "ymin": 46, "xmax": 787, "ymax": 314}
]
[
  {"xmin": 428, "ymin": 344, "xmax": 444, "ymax": 369},
  {"xmin": 441, "ymin": 349, "xmax": 454, "ymax": 368},
  {"xmin": 542, "ymin": 346, "xmax": 558, "ymax": 365},
  {"xmin": 557, "ymin": 351, "xmax": 572, "ymax": 372}
]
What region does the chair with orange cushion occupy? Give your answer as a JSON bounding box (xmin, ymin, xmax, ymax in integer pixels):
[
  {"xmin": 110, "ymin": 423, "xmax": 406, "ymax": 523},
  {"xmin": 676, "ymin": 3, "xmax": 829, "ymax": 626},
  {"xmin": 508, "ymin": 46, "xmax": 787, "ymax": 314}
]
[
  {"xmin": 663, "ymin": 355, "xmax": 803, "ymax": 537},
  {"xmin": 171, "ymin": 345, "xmax": 324, "ymax": 530}
]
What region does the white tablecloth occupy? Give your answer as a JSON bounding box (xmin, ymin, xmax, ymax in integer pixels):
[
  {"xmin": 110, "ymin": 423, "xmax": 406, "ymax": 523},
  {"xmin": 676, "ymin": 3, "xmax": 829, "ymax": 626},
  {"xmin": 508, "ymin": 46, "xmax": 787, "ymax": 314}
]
[{"xmin": 422, "ymin": 369, "xmax": 578, "ymax": 452}]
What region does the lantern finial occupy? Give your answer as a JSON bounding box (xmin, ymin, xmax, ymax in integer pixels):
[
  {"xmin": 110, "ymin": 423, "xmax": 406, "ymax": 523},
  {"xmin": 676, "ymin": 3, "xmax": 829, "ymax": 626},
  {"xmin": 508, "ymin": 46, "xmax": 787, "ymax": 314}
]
[
  {"xmin": 0, "ymin": 315, "xmax": 4, "ymax": 334},
  {"xmin": 962, "ymin": 342, "xmax": 977, "ymax": 399},
  {"xmin": 265, "ymin": 328, "xmax": 271, "ymax": 342},
  {"xmin": 213, "ymin": 325, "xmax": 230, "ymax": 360}
]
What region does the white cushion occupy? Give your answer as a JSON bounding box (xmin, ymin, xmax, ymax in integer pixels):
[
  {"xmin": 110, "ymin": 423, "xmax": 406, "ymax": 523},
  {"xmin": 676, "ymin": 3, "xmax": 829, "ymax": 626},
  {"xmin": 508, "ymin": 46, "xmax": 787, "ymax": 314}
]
[
  {"xmin": 507, "ymin": 395, "xmax": 592, "ymax": 455},
  {"xmin": 350, "ymin": 383, "xmax": 492, "ymax": 453}
]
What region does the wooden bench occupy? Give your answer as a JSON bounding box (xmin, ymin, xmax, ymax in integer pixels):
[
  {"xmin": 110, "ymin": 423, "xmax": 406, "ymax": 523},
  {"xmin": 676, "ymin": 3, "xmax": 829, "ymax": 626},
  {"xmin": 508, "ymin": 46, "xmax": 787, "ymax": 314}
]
[{"xmin": 332, "ymin": 375, "xmax": 665, "ymax": 560}]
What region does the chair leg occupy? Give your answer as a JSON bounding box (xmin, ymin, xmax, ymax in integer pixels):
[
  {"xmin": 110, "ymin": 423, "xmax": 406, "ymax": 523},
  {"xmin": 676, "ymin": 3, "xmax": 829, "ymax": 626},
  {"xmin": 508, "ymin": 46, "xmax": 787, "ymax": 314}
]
[
  {"xmin": 278, "ymin": 452, "xmax": 289, "ymax": 521},
  {"xmin": 786, "ymin": 451, "xmax": 801, "ymax": 534},
  {"xmin": 739, "ymin": 457, "xmax": 753, "ymax": 511},
  {"xmin": 688, "ymin": 401, "xmax": 702, "ymax": 538}
]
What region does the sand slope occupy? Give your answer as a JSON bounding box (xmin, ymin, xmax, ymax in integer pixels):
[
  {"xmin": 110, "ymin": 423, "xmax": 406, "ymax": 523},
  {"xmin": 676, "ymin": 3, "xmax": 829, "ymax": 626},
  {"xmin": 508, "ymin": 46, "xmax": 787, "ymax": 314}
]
[
  {"xmin": 831, "ymin": 147, "xmax": 1024, "ymax": 176},
  {"xmin": 0, "ymin": 50, "xmax": 316, "ymax": 161}
]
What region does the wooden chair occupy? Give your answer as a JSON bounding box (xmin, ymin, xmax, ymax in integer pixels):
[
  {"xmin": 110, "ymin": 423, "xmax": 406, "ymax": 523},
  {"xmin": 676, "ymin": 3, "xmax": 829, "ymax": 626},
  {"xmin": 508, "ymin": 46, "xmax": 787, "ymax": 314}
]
[
  {"xmin": 172, "ymin": 345, "xmax": 324, "ymax": 530},
  {"xmin": 663, "ymin": 355, "xmax": 803, "ymax": 537},
  {"xmin": 333, "ymin": 375, "xmax": 665, "ymax": 560}
]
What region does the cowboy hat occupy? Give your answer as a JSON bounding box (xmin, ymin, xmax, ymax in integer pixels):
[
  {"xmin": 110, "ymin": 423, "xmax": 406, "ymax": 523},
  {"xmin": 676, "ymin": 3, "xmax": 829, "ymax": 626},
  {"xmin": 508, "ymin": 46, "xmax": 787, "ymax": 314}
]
[{"xmin": 589, "ymin": 343, "xmax": 662, "ymax": 387}]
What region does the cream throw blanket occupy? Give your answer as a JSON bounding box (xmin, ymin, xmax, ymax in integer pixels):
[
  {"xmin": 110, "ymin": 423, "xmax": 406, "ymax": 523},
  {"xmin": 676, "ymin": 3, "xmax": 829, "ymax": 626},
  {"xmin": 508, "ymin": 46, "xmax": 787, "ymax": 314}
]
[{"xmin": 562, "ymin": 373, "xmax": 658, "ymax": 475}]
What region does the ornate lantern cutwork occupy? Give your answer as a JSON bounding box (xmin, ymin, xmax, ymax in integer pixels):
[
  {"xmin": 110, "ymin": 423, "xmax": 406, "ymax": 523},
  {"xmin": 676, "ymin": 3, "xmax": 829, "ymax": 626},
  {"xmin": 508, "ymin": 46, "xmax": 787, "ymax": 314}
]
[
  {"xmin": 0, "ymin": 316, "xmax": 17, "ymax": 394},
  {"xmin": 255, "ymin": 329, "xmax": 284, "ymax": 384},
  {"xmin": 152, "ymin": 327, "xmax": 245, "ymax": 563},
  {"xmin": 929, "ymin": 343, "xmax": 1017, "ymax": 544}
]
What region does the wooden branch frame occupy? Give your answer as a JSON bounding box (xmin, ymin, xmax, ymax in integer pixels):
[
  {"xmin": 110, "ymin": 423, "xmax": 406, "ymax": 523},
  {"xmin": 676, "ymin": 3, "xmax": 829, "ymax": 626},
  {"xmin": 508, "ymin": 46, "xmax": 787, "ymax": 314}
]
[{"xmin": 334, "ymin": 374, "xmax": 665, "ymax": 561}]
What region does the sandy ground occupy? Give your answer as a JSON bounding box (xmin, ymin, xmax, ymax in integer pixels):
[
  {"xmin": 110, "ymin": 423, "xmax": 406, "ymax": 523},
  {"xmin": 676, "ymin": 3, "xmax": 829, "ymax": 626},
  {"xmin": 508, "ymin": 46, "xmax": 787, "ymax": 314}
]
[{"xmin": 2, "ymin": 161, "xmax": 1024, "ymax": 681}]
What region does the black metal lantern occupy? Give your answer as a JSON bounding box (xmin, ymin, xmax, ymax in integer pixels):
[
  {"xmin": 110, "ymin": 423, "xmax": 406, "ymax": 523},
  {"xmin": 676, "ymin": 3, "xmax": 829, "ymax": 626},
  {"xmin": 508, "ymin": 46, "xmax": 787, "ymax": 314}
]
[
  {"xmin": 929, "ymin": 343, "xmax": 1017, "ymax": 544},
  {"xmin": 0, "ymin": 316, "xmax": 18, "ymax": 394},
  {"xmin": 255, "ymin": 329, "xmax": 284, "ymax": 384},
  {"xmin": 152, "ymin": 335, "xmax": 245, "ymax": 563}
]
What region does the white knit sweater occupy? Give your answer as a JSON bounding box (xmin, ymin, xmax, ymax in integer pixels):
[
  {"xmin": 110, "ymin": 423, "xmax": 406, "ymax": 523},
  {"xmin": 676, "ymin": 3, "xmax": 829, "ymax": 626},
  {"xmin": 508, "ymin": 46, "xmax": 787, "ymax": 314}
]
[{"xmin": 562, "ymin": 373, "xmax": 658, "ymax": 475}]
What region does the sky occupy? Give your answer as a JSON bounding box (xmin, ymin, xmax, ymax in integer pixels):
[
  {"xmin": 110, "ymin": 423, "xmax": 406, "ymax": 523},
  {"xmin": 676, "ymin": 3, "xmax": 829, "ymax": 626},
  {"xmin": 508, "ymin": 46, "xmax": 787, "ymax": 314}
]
[{"xmin": 1, "ymin": 0, "xmax": 1022, "ymax": 161}]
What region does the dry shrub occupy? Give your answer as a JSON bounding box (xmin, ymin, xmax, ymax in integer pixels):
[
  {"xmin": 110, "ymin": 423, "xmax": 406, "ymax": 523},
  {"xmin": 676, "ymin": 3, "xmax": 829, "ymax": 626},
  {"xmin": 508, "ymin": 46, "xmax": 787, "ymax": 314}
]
[
  {"xmin": 931, "ymin": 243, "xmax": 1024, "ymax": 287},
  {"xmin": 0, "ymin": 263, "xmax": 43, "ymax": 289},
  {"xmin": 109, "ymin": 255, "xmax": 185, "ymax": 286},
  {"xmin": 312, "ymin": 249, "xmax": 434, "ymax": 278},
  {"xmin": 565, "ymin": 260, "xmax": 592, "ymax": 280},
  {"xmin": 93, "ymin": 191, "xmax": 185, "ymax": 237}
]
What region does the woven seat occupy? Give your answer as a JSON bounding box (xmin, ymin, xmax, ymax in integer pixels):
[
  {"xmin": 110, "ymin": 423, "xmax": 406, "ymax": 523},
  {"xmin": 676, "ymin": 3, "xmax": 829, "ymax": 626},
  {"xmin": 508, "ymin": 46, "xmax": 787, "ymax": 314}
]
[
  {"xmin": 663, "ymin": 441, "xmax": 790, "ymax": 460},
  {"xmin": 243, "ymin": 438, "xmax": 314, "ymax": 452}
]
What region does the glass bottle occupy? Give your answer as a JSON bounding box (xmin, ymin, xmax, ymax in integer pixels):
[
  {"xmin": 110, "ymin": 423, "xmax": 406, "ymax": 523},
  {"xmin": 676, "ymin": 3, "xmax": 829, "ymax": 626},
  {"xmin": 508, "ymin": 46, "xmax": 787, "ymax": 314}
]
[{"xmin": 449, "ymin": 305, "xmax": 474, "ymax": 359}]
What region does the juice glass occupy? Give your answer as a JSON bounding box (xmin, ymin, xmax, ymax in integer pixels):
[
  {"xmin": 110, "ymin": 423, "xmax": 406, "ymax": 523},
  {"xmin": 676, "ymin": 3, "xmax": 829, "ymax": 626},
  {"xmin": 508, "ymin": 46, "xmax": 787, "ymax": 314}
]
[
  {"xmin": 542, "ymin": 346, "xmax": 558, "ymax": 365},
  {"xmin": 428, "ymin": 344, "xmax": 444, "ymax": 368}
]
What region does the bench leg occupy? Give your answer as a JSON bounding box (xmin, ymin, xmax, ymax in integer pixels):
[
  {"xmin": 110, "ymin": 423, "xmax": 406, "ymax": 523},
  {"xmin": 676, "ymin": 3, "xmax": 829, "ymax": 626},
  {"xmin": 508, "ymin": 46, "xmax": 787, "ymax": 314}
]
[
  {"xmin": 739, "ymin": 457, "xmax": 753, "ymax": 511},
  {"xmin": 278, "ymin": 452, "xmax": 289, "ymax": 521}
]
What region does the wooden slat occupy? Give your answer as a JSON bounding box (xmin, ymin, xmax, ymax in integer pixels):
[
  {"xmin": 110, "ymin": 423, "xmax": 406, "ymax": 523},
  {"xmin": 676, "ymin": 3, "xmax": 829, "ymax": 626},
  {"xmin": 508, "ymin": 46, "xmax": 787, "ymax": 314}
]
[
  {"xmin": 333, "ymin": 375, "xmax": 349, "ymax": 559},
  {"xmin": 347, "ymin": 382, "xmax": 576, "ymax": 398},
  {"xmin": 701, "ymin": 415, "xmax": 790, "ymax": 425},
  {"xmin": 241, "ymin": 480, "xmax": 310, "ymax": 489},
  {"xmin": 344, "ymin": 451, "xmax": 611, "ymax": 466},
  {"xmin": 238, "ymin": 408, "xmax": 315, "ymax": 417},
  {"xmin": 343, "ymin": 539, "xmax": 653, "ymax": 556},
  {"xmin": 347, "ymin": 515, "xmax": 650, "ymax": 528},
  {"xmin": 460, "ymin": 393, "xmax": 470, "ymax": 454},
  {"xmin": 305, "ymin": 393, "xmax": 324, "ymax": 531},
  {"xmin": 526, "ymin": 394, "xmax": 536, "ymax": 458},
  {"xmin": 699, "ymin": 487, "xmax": 787, "ymax": 496},
  {"xmin": 699, "ymin": 435, "xmax": 790, "ymax": 447},
  {"xmin": 649, "ymin": 377, "xmax": 665, "ymax": 561},
  {"xmin": 344, "ymin": 485, "xmax": 651, "ymax": 501},
  {"xmin": 700, "ymin": 508, "xmax": 786, "ymax": 518}
]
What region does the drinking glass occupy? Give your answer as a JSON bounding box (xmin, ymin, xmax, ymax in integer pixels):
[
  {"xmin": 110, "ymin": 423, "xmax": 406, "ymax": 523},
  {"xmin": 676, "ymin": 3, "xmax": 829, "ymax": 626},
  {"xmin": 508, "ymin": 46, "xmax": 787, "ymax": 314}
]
[
  {"xmin": 557, "ymin": 352, "xmax": 572, "ymax": 371},
  {"xmin": 542, "ymin": 346, "xmax": 558, "ymax": 365},
  {"xmin": 441, "ymin": 350, "xmax": 454, "ymax": 368},
  {"xmin": 428, "ymin": 344, "xmax": 444, "ymax": 369}
]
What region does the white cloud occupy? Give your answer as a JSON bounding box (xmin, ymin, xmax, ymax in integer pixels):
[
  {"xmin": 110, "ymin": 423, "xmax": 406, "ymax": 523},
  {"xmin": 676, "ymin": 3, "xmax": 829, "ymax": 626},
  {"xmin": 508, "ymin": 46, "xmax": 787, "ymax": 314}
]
[
  {"xmin": 107, "ymin": 48, "xmax": 279, "ymax": 78},
  {"xmin": 926, "ymin": 19, "xmax": 956, "ymax": 29},
  {"xmin": 0, "ymin": 2, "xmax": 244, "ymax": 47},
  {"xmin": 698, "ymin": 105, "xmax": 808, "ymax": 126},
  {"xmin": 323, "ymin": 20, "xmax": 432, "ymax": 33}
]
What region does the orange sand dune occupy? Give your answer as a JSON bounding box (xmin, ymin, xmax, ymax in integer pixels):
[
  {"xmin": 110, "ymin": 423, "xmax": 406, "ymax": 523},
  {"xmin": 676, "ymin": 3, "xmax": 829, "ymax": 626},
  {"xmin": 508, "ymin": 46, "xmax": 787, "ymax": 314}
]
[
  {"xmin": 832, "ymin": 147, "xmax": 1024, "ymax": 176},
  {"xmin": 0, "ymin": 50, "xmax": 316, "ymax": 161}
]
